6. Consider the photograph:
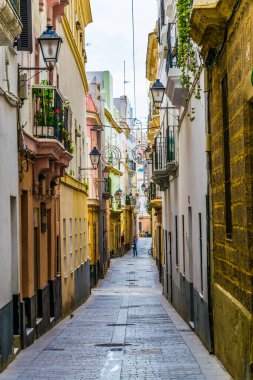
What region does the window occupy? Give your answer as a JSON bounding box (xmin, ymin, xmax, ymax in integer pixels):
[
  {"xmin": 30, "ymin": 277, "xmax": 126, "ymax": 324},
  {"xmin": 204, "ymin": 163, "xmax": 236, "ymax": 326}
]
[
  {"xmin": 182, "ymin": 215, "xmax": 185, "ymax": 274},
  {"xmin": 175, "ymin": 215, "xmax": 178, "ymax": 268},
  {"xmin": 199, "ymin": 213, "xmax": 203, "ymax": 294},
  {"xmin": 69, "ymin": 218, "xmax": 73, "ymax": 271},
  {"xmin": 222, "ymin": 74, "xmax": 232, "ymax": 238},
  {"xmin": 63, "ymin": 219, "xmax": 67, "ymax": 276},
  {"xmin": 17, "ymin": 0, "xmax": 33, "ymax": 52}
]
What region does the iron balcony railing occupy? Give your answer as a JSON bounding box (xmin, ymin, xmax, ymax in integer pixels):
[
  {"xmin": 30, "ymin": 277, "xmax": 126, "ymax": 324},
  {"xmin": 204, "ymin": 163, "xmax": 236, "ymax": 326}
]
[
  {"xmin": 150, "ymin": 183, "xmax": 162, "ymax": 200},
  {"xmin": 32, "ymin": 85, "xmax": 71, "ymax": 152},
  {"xmin": 104, "ymin": 178, "xmax": 111, "ymax": 194},
  {"xmin": 166, "ymin": 23, "xmax": 178, "ymax": 74},
  {"xmin": 9, "ymin": 0, "xmax": 20, "ymax": 15},
  {"xmin": 128, "ymin": 160, "xmax": 136, "ymax": 171},
  {"xmin": 153, "ymin": 126, "xmax": 176, "ymax": 171}
]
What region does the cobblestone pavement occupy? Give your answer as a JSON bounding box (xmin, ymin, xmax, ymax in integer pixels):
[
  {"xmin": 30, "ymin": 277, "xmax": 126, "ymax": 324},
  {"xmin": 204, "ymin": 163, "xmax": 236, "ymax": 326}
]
[{"xmin": 0, "ymin": 238, "xmax": 231, "ymax": 380}]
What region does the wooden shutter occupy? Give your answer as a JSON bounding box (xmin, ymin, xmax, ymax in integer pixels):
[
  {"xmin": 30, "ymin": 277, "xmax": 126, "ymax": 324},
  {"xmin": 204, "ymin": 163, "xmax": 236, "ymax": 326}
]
[{"xmin": 17, "ymin": 0, "xmax": 33, "ymax": 52}]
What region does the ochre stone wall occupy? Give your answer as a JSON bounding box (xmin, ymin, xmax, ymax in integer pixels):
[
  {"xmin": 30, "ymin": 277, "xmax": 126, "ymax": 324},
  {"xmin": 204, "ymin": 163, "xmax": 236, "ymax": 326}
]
[{"xmin": 209, "ymin": 1, "xmax": 253, "ymax": 378}]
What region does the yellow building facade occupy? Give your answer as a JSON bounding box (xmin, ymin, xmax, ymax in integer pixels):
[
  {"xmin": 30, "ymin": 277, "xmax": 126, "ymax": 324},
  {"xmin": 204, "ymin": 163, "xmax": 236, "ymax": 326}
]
[{"xmin": 58, "ymin": 0, "xmax": 92, "ymax": 315}]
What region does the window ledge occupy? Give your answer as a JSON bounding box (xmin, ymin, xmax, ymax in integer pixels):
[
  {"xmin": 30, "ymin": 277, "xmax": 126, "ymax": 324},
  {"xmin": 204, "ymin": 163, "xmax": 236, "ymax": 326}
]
[{"xmin": 0, "ymin": 0, "xmax": 22, "ymax": 46}]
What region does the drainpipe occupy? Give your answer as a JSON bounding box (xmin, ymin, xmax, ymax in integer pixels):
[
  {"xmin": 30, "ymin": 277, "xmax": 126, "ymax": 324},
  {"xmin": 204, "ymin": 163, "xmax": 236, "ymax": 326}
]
[{"xmin": 205, "ymin": 67, "xmax": 214, "ymax": 352}]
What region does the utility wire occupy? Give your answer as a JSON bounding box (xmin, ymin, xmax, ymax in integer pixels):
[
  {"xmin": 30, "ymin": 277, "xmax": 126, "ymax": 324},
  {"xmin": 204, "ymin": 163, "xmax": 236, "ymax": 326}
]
[{"xmin": 131, "ymin": 0, "xmax": 137, "ymax": 119}]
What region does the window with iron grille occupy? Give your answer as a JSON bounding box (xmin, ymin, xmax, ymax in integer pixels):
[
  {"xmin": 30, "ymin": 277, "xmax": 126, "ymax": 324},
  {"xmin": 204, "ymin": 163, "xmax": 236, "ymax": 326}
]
[
  {"xmin": 166, "ymin": 126, "xmax": 176, "ymax": 162},
  {"xmin": 222, "ymin": 74, "xmax": 232, "ymax": 238},
  {"xmin": 166, "ymin": 23, "xmax": 178, "ymax": 73},
  {"xmin": 154, "ymin": 135, "xmax": 166, "ymax": 170}
]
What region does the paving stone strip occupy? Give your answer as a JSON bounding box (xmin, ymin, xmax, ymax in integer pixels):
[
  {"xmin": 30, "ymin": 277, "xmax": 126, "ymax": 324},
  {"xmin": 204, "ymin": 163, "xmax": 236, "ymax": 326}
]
[{"xmin": 0, "ymin": 238, "xmax": 231, "ymax": 380}]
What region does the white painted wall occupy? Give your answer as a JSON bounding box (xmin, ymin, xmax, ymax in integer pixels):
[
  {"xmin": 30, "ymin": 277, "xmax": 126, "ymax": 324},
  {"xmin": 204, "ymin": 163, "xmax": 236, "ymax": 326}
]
[{"xmin": 0, "ymin": 47, "xmax": 20, "ymax": 309}]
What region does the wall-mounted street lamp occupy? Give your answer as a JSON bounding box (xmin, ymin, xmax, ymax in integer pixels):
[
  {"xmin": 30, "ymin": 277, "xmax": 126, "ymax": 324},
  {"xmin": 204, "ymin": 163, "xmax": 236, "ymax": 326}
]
[
  {"xmin": 89, "ymin": 146, "xmax": 101, "ymax": 169},
  {"xmin": 18, "ymin": 26, "xmax": 63, "ymax": 105},
  {"xmin": 150, "ymin": 79, "xmax": 175, "ymax": 110},
  {"xmin": 144, "ymin": 145, "xmax": 152, "ymax": 162},
  {"xmin": 37, "ymin": 26, "xmax": 63, "ymax": 66},
  {"xmin": 141, "ymin": 183, "xmax": 146, "ymax": 192},
  {"xmin": 144, "ymin": 187, "xmax": 150, "ymax": 197},
  {"xmin": 151, "ymin": 79, "xmax": 165, "ymax": 106},
  {"xmin": 78, "ymin": 147, "xmax": 101, "ymax": 174},
  {"xmin": 114, "ymin": 191, "xmax": 121, "ymax": 201},
  {"xmin": 102, "ymin": 167, "xmax": 110, "ymax": 180},
  {"xmin": 93, "ymin": 166, "xmax": 110, "ymax": 186},
  {"xmin": 18, "ymin": 26, "xmax": 62, "ymax": 76}
]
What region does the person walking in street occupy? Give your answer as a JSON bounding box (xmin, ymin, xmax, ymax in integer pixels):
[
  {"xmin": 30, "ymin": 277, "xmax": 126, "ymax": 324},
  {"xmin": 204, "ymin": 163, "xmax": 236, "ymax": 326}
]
[{"xmin": 132, "ymin": 236, "xmax": 137, "ymax": 257}]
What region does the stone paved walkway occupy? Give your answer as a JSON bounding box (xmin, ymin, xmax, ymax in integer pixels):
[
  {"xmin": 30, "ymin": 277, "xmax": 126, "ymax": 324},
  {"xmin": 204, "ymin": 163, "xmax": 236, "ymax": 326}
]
[{"xmin": 0, "ymin": 238, "xmax": 231, "ymax": 380}]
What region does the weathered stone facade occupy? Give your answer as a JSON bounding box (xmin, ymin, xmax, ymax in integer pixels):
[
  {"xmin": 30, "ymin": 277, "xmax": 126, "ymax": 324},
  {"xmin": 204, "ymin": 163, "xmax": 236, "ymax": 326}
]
[{"xmin": 192, "ymin": 1, "xmax": 253, "ymax": 378}]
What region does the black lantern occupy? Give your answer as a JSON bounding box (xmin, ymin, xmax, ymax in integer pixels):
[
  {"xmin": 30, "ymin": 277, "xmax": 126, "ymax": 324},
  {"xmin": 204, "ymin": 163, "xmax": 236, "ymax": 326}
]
[
  {"xmin": 141, "ymin": 183, "xmax": 146, "ymax": 192},
  {"xmin": 144, "ymin": 187, "xmax": 149, "ymax": 197},
  {"xmin": 144, "ymin": 145, "xmax": 152, "ymax": 161},
  {"xmin": 38, "ymin": 26, "xmax": 63, "ymax": 66},
  {"xmin": 89, "ymin": 146, "xmax": 101, "ymax": 169},
  {"xmin": 151, "ymin": 79, "xmax": 165, "ymax": 106},
  {"xmin": 102, "ymin": 167, "xmax": 110, "ymax": 179},
  {"xmin": 114, "ymin": 191, "xmax": 120, "ymax": 201}
]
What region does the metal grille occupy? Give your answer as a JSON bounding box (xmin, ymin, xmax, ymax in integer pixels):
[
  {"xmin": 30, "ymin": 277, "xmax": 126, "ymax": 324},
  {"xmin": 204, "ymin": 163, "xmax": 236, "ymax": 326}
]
[
  {"xmin": 32, "ymin": 85, "xmax": 71, "ymax": 152},
  {"xmin": 166, "ymin": 23, "xmax": 178, "ymax": 74},
  {"xmin": 153, "ymin": 126, "xmax": 176, "ymax": 171}
]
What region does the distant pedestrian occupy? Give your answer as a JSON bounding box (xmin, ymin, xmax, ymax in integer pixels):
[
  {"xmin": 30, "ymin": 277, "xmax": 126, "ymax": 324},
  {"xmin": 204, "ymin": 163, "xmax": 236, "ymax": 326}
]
[{"xmin": 132, "ymin": 236, "xmax": 137, "ymax": 257}]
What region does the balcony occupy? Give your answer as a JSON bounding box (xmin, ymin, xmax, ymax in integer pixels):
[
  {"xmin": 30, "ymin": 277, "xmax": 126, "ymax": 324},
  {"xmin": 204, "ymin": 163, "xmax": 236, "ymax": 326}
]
[
  {"xmin": 165, "ymin": 23, "xmax": 187, "ymax": 108},
  {"xmin": 0, "ymin": 0, "xmax": 22, "ymax": 46},
  {"xmin": 127, "ymin": 160, "xmax": 136, "ymax": 174},
  {"xmin": 152, "ymin": 126, "xmax": 178, "ymax": 189},
  {"xmin": 190, "ymin": 0, "xmax": 236, "ymax": 55},
  {"xmin": 149, "ymin": 183, "xmax": 162, "ymax": 210},
  {"xmin": 32, "ymin": 85, "xmax": 73, "ymax": 152},
  {"xmin": 102, "ymin": 178, "xmax": 111, "ymax": 200}
]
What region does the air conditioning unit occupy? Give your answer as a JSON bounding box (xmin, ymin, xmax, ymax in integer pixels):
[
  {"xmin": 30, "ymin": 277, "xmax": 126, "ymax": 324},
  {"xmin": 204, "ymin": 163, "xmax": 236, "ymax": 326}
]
[{"xmin": 166, "ymin": 0, "xmax": 174, "ymax": 20}]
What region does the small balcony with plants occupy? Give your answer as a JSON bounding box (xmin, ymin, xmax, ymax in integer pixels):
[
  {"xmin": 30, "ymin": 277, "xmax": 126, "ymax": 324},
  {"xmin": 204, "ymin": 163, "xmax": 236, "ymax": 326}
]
[
  {"xmin": 0, "ymin": 0, "xmax": 22, "ymax": 46},
  {"xmin": 152, "ymin": 125, "xmax": 178, "ymax": 189},
  {"xmin": 32, "ymin": 83, "xmax": 73, "ymax": 153}
]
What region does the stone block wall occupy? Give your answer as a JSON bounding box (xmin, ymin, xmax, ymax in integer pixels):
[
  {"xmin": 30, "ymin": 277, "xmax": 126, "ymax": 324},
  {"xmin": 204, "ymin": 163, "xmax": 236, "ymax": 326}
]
[{"xmin": 209, "ymin": 1, "xmax": 253, "ymax": 378}]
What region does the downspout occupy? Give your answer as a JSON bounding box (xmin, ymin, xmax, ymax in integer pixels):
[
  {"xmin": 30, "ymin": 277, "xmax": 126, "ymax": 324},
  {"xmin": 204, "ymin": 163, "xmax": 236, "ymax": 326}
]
[{"xmin": 205, "ymin": 66, "xmax": 214, "ymax": 352}]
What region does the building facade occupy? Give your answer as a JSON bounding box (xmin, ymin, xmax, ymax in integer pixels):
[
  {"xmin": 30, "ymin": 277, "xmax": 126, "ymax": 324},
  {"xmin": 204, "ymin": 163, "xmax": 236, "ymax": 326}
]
[
  {"xmin": 146, "ymin": 0, "xmax": 213, "ymax": 351},
  {"xmin": 191, "ymin": 1, "xmax": 253, "ymax": 378},
  {"xmin": 0, "ymin": 0, "xmax": 93, "ymax": 355},
  {"xmin": 0, "ymin": 0, "xmax": 22, "ymax": 369}
]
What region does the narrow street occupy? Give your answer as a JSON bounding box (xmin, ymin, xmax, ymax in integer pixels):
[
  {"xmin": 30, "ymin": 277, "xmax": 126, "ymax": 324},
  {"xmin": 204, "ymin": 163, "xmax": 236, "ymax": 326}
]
[{"xmin": 0, "ymin": 239, "xmax": 229, "ymax": 380}]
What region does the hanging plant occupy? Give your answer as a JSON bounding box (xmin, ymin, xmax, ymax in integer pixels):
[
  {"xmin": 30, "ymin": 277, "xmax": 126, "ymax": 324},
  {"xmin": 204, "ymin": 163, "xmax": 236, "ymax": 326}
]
[{"xmin": 176, "ymin": 0, "xmax": 199, "ymax": 97}]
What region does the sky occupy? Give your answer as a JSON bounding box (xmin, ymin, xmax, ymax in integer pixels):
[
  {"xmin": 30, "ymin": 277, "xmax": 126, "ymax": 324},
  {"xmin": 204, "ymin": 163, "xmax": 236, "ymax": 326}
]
[{"xmin": 86, "ymin": 0, "xmax": 157, "ymax": 128}]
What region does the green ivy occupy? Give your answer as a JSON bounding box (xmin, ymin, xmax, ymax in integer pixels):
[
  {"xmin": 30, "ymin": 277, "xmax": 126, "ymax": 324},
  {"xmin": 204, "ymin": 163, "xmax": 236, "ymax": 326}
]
[{"xmin": 176, "ymin": 0, "xmax": 199, "ymax": 99}]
